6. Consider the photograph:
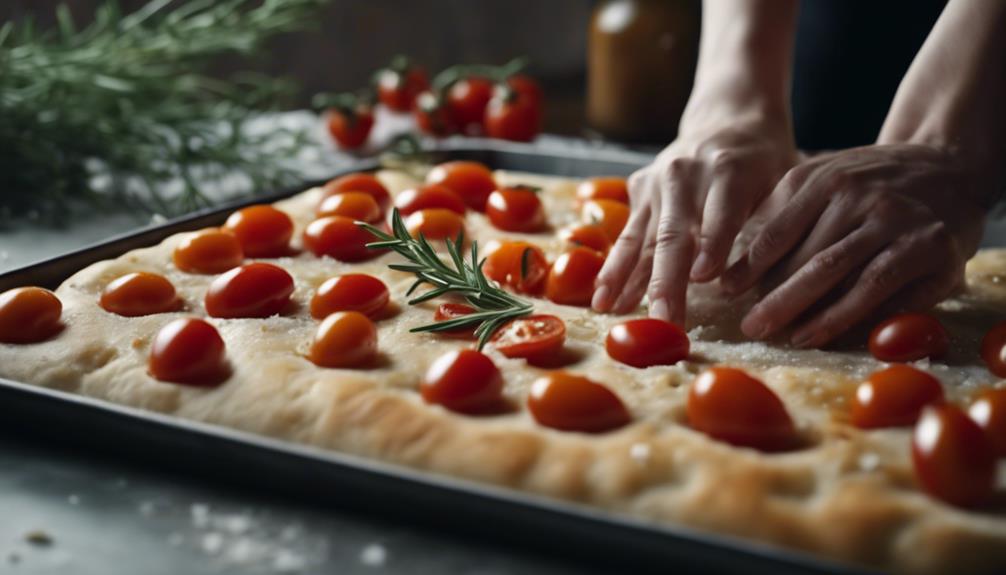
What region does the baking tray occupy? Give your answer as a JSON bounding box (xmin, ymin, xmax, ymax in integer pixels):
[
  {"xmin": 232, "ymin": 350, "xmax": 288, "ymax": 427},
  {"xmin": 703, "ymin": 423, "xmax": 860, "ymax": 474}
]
[{"xmin": 0, "ymin": 141, "xmax": 877, "ymax": 575}]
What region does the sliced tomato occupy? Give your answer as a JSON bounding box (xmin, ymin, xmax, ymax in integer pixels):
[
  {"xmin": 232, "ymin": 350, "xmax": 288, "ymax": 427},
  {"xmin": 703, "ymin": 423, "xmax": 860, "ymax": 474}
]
[
  {"xmin": 433, "ymin": 303, "xmax": 478, "ymax": 340},
  {"xmin": 489, "ymin": 314, "xmax": 565, "ymax": 363}
]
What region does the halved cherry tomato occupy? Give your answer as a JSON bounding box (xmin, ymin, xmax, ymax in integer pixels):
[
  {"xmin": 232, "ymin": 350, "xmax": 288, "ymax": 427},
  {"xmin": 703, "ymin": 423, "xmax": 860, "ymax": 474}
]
[
  {"xmin": 980, "ymin": 321, "xmax": 1006, "ymax": 377},
  {"xmin": 310, "ymin": 274, "xmax": 389, "ymax": 319},
  {"xmin": 558, "ymin": 225, "xmax": 610, "ymax": 255},
  {"xmin": 483, "ymin": 241, "xmax": 549, "ymax": 295},
  {"xmin": 100, "ymin": 272, "xmax": 181, "ymax": 317},
  {"xmin": 303, "ymin": 216, "xmax": 383, "ymax": 262},
  {"xmin": 414, "ymin": 91, "xmax": 457, "ymax": 137},
  {"xmin": 687, "ymin": 367, "xmax": 796, "ymax": 451},
  {"xmin": 582, "ymin": 199, "xmax": 629, "ymax": 242},
  {"xmin": 0, "ymin": 287, "xmax": 62, "ymax": 344},
  {"xmin": 421, "ymin": 349, "xmax": 504, "ymax": 414},
  {"xmin": 527, "ymin": 371, "xmax": 630, "ymax": 433},
  {"xmin": 868, "ymin": 313, "xmax": 949, "ymax": 362},
  {"xmin": 322, "ymin": 173, "xmax": 392, "ymax": 215},
  {"xmin": 316, "ymin": 191, "xmax": 382, "ymax": 223},
  {"xmin": 173, "ymin": 229, "xmax": 244, "ymax": 274},
  {"xmin": 405, "ymin": 208, "xmax": 466, "ymax": 242},
  {"xmin": 204, "ymin": 263, "xmax": 294, "ymax": 319},
  {"xmin": 433, "ymin": 303, "xmax": 478, "ymax": 339},
  {"xmin": 912, "ymin": 403, "xmax": 996, "ymax": 507},
  {"xmin": 447, "ymin": 77, "xmax": 493, "ymax": 131},
  {"xmin": 486, "ymin": 186, "xmax": 545, "ymax": 232},
  {"xmin": 148, "ymin": 318, "xmax": 228, "ymax": 386},
  {"xmin": 489, "ymin": 314, "xmax": 566, "ymax": 362},
  {"xmin": 850, "ymin": 365, "xmax": 944, "ymax": 429},
  {"xmin": 309, "ymin": 311, "xmax": 377, "ymax": 368},
  {"xmin": 325, "ymin": 104, "xmax": 374, "ymax": 150},
  {"xmin": 968, "ymin": 388, "xmax": 1006, "ymax": 457},
  {"xmin": 224, "ymin": 205, "xmax": 294, "ymax": 258},
  {"xmin": 606, "ymin": 318, "xmax": 689, "ymax": 368},
  {"xmin": 425, "ymin": 161, "xmax": 496, "ymax": 212},
  {"xmin": 484, "ymin": 85, "xmax": 541, "ymax": 142},
  {"xmin": 376, "ymin": 63, "xmax": 429, "ymax": 112},
  {"xmin": 577, "ymin": 177, "xmax": 629, "ymax": 205},
  {"xmin": 545, "ymin": 247, "xmax": 605, "ymax": 306},
  {"xmin": 395, "ymin": 184, "xmax": 466, "ymax": 216}
]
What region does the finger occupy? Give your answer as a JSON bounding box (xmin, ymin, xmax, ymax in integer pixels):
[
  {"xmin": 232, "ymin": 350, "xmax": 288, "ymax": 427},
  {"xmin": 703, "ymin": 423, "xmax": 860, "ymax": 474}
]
[
  {"xmin": 611, "ymin": 210, "xmax": 660, "ymax": 313},
  {"xmin": 647, "ymin": 159, "xmax": 699, "ymax": 325},
  {"xmin": 773, "ymin": 190, "xmax": 865, "ymax": 281},
  {"xmin": 690, "ymin": 157, "xmax": 750, "ymax": 282},
  {"xmin": 592, "ymin": 171, "xmax": 655, "ymax": 312},
  {"xmin": 881, "ymin": 271, "xmax": 962, "ymax": 316}
]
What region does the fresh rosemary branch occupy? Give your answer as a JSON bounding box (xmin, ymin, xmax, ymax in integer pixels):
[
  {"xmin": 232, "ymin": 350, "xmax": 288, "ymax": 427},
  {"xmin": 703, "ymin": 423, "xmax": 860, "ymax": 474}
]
[{"xmin": 359, "ymin": 209, "xmax": 535, "ymax": 350}]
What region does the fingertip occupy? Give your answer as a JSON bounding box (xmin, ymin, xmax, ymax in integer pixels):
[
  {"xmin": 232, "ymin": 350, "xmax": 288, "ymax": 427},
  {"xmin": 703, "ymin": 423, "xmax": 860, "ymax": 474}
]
[
  {"xmin": 591, "ymin": 285, "xmax": 613, "ymax": 312},
  {"xmin": 740, "ymin": 308, "xmax": 770, "ymax": 340},
  {"xmin": 648, "ymin": 298, "xmax": 670, "ymax": 322},
  {"xmin": 688, "ymin": 251, "xmax": 717, "ymax": 282}
]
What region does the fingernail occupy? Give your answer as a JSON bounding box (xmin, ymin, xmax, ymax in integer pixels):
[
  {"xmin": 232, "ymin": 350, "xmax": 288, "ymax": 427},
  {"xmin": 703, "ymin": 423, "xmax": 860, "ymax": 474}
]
[
  {"xmin": 650, "ymin": 298, "xmax": 670, "ymax": 321},
  {"xmin": 689, "ymin": 251, "xmax": 714, "ymax": 281},
  {"xmin": 741, "ymin": 311, "xmax": 770, "ymax": 340},
  {"xmin": 592, "ymin": 285, "xmax": 612, "ymax": 312},
  {"xmin": 791, "ymin": 332, "xmax": 815, "ymax": 348}
]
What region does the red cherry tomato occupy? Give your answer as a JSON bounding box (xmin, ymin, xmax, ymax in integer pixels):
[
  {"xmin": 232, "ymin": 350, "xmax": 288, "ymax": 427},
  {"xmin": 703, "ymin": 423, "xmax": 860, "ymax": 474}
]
[
  {"xmin": 545, "ymin": 247, "xmax": 605, "ymax": 306},
  {"xmin": 303, "ymin": 216, "xmax": 383, "ymax": 262},
  {"xmin": 485, "ymin": 85, "xmax": 541, "ymax": 142},
  {"xmin": 687, "ymin": 367, "xmax": 796, "ymax": 451},
  {"xmin": 316, "ymin": 192, "xmax": 382, "ymax": 223},
  {"xmin": 0, "ymin": 287, "xmax": 62, "ymax": 344},
  {"xmin": 433, "ymin": 303, "xmax": 478, "ymax": 340},
  {"xmin": 447, "ymin": 77, "xmax": 493, "ymax": 131},
  {"xmin": 489, "ymin": 314, "xmax": 566, "ymax": 362},
  {"xmin": 394, "ymin": 184, "xmax": 466, "ymax": 216},
  {"xmin": 868, "ymin": 313, "xmax": 949, "ymax": 362},
  {"xmin": 148, "ymin": 318, "xmax": 228, "ymax": 386},
  {"xmin": 606, "ymin": 318, "xmax": 690, "ymax": 368},
  {"xmin": 527, "ymin": 372, "xmax": 630, "ymax": 433},
  {"xmin": 204, "ymin": 263, "xmax": 294, "ymax": 319},
  {"xmin": 309, "ymin": 311, "xmax": 378, "ymax": 368},
  {"xmin": 325, "ymin": 105, "xmax": 374, "ymax": 150},
  {"xmin": 968, "ymin": 388, "xmax": 1006, "ymax": 457},
  {"xmin": 582, "ymin": 199, "xmax": 630, "ymax": 242},
  {"xmin": 980, "ymin": 321, "xmax": 1006, "ymax": 377},
  {"xmin": 558, "ymin": 225, "xmax": 610, "ymax": 255},
  {"xmin": 322, "ymin": 173, "xmax": 392, "ymax": 215},
  {"xmin": 850, "ymin": 365, "xmax": 944, "ymax": 429},
  {"xmin": 421, "ymin": 349, "xmax": 504, "ymax": 414},
  {"xmin": 173, "ymin": 229, "xmax": 244, "ymax": 274},
  {"xmin": 100, "ymin": 272, "xmax": 181, "ymax": 317},
  {"xmin": 414, "ymin": 91, "xmax": 457, "ymax": 137},
  {"xmin": 376, "ymin": 65, "xmax": 429, "ymax": 112},
  {"xmin": 405, "ymin": 208, "xmax": 466, "ymax": 242},
  {"xmin": 486, "ymin": 186, "xmax": 546, "ymax": 232},
  {"xmin": 223, "ymin": 205, "xmax": 294, "ymax": 258},
  {"xmin": 425, "ymin": 161, "xmax": 497, "ymax": 212},
  {"xmin": 577, "ymin": 178, "xmax": 629, "ymax": 205},
  {"xmin": 310, "ymin": 274, "xmax": 390, "ymax": 320},
  {"xmin": 483, "ymin": 241, "xmax": 549, "ymax": 295},
  {"xmin": 912, "ymin": 403, "xmax": 996, "ymax": 507},
  {"xmin": 506, "ymin": 74, "xmax": 543, "ymax": 106}
]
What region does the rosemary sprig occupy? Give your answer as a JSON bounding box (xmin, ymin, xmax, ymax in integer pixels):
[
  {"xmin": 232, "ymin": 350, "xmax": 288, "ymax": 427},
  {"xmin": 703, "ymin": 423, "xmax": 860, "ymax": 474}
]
[{"xmin": 359, "ymin": 209, "xmax": 534, "ymax": 350}]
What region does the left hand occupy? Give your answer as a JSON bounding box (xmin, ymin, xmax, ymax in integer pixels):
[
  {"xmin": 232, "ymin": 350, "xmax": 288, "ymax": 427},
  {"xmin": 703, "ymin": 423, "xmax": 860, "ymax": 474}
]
[{"xmin": 720, "ymin": 143, "xmax": 988, "ymax": 348}]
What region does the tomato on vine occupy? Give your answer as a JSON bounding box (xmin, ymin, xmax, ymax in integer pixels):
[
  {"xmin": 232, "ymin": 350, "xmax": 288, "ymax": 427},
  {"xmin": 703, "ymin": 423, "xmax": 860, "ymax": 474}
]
[
  {"xmin": 447, "ymin": 77, "xmax": 493, "ymax": 132},
  {"xmin": 485, "ymin": 82, "xmax": 541, "ymax": 142},
  {"xmin": 375, "ymin": 56, "xmax": 429, "ymax": 112},
  {"xmin": 414, "ymin": 91, "xmax": 457, "ymax": 137},
  {"xmin": 320, "ymin": 92, "xmax": 374, "ymax": 150}
]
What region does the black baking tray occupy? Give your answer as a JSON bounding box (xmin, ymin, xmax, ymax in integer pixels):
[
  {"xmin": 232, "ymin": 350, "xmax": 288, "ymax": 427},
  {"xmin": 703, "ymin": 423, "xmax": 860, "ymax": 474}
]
[{"xmin": 0, "ymin": 141, "xmax": 877, "ymax": 575}]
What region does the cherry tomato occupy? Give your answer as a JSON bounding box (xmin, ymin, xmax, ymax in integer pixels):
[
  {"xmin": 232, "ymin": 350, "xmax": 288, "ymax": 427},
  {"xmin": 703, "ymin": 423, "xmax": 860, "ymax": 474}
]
[
  {"xmin": 489, "ymin": 315, "xmax": 566, "ymax": 362},
  {"xmin": 912, "ymin": 403, "xmax": 996, "ymax": 507},
  {"xmin": 980, "ymin": 321, "xmax": 1006, "ymax": 377},
  {"xmin": 421, "ymin": 349, "xmax": 504, "ymax": 414},
  {"xmin": 606, "ymin": 318, "xmax": 690, "ymax": 368},
  {"xmin": 322, "ymin": 173, "xmax": 392, "ymax": 215},
  {"xmin": 310, "ymin": 274, "xmax": 390, "ymax": 320},
  {"xmin": 433, "ymin": 303, "xmax": 478, "ymax": 339},
  {"xmin": 558, "ymin": 225, "xmax": 611, "ymax": 255},
  {"xmin": 303, "ymin": 216, "xmax": 383, "ymax": 262},
  {"xmin": 204, "ymin": 263, "xmax": 294, "ymax": 319},
  {"xmin": 506, "ymin": 74, "xmax": 543, "ymax": 106},
  {"xmin": 394, "ymin": 184, "xmax": 466, "ymax": 216},
  {"xmin": 577, "ymin": 177, "xmax": 629, "ymax": 205},
  {"xmin": 869, "ymin": 313, "xmax": 949, "ymax": 362},
  {"xmin": 582, "ymin": 199, "xmax": 630, "ymax": 242},
  {"xmin": 414, "ymin": 90, "xmax": 457, "ymax": 137},
  {"xmin": 687, "ymin": 367, "xmax": 796, "ymax": 451},
  {"xmin": 850, "ymin": 365, "xmax": 944, "ymax": 429},
  {"xmin": 316, "ymin": 191, "xmax": 382, "ymax": 223},
  {"xmin": 173, "ymin": 229, "xmax": 244, "ymax": 274},
  {"xmin": 486, "ymin": 186, "xmax": 545, "ymax": 232},
  {"xmin": 545, "ymin": 247, "xmax": 605, "ymax": 306},
  {"xmin": 0, "ymin": 287, "xmax": 62, "ymax": 344},
  {"xmin": 485, "ymin": 85, "xmax": 541, "ymax": 142},
  {"xmin": 309, "ymin": 311, "xmax": 378, "ymax": 368},
  {"xmin": 376, "ymin": 64, "xmax": 428, "ymax": 112},
  {"xmin": 405, "ymin": 208, "xmax": 466, "ymax": 242},
  {"xmin": 447, "ymin": 77, "xmax": 493, "ymax": 131},
  {"xmin": 968, "ymin": 388, "xmax": 1006, "ymax": 457},
  {"xmin": 527, "ymin": 372, "xmax": 630, "ymax": 433},
  {"xmin": 325, "ymin": 105, "xmax": 374, "ymax": 150},
  {"xmin": 425, "ymin": 161, "xmax": 496, "ymax": 212},
  {"xmin": 223, "ymin": 205, "xmax": 294, "ymax": 258},
  {"xmin": 483, "ymin": 241, "xmax": 549, "ymax": 295},
  {"xmin": 100, "ymin": 272, "xmax": 182, "ymax": 317},
  {"xmin": 148, "ymin": 318, "xmax": 228, "ymax": 386}
]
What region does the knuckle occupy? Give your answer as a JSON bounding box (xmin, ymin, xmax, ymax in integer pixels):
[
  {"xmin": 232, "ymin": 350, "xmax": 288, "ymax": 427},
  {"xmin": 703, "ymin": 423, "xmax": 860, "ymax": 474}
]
[
  {"xmin": 655, "ymin": 222, "xmax": 688, "ymax": 247},
  {"xmin": 811, "ymin": 248, "xmax": 845, "ymax": 273},
  {"xmin": 665, "ymin": 157, "xmax": 694, "ymax": 180},
  {"xmin": 862, "ymin": 264, "xmax": 898, "ymax": 293},
  {"xmin": 709, "ymin": 150, "xmax": 738, "ymax": 177},
  {"xmin": 750, "ymin": 227, "xmax": 784, "ymax": 262}
]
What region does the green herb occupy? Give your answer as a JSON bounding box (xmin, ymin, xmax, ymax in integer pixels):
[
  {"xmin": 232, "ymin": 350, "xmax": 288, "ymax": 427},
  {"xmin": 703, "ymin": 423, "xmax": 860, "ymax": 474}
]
[{"xmin": 359, "ymin": 209, "xmax": 534, "ymax": 350}]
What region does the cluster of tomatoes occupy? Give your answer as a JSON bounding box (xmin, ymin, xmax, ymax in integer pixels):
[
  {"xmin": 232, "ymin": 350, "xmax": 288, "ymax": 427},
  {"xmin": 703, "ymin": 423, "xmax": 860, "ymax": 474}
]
[{"xmin": 324, "ymin": 57, "xmax": 543, "ymax": 150}]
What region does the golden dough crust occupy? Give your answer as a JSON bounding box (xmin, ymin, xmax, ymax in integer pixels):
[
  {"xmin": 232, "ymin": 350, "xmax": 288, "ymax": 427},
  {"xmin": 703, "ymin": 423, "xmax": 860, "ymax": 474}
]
[{"xmin": 2, "ymin": 170, "xmax": 1005, "ymax": 574}]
